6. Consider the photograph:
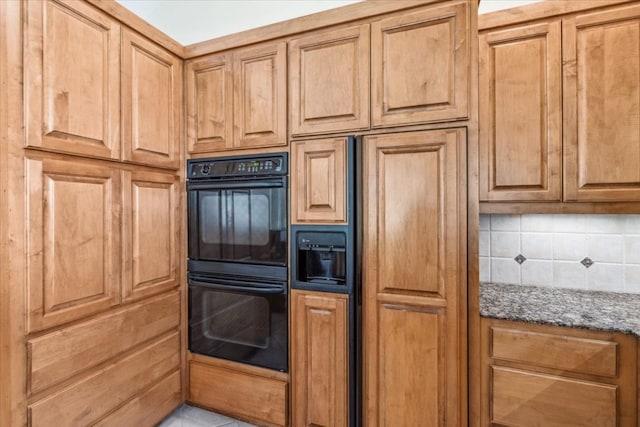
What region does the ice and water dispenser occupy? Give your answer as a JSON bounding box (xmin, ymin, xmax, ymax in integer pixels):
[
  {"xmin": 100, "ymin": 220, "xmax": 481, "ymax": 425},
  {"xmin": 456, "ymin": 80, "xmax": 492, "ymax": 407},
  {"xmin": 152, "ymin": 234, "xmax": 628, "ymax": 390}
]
[{"xmin": 290, "ymin": 225, "xmax": 353, "ymax": 294}]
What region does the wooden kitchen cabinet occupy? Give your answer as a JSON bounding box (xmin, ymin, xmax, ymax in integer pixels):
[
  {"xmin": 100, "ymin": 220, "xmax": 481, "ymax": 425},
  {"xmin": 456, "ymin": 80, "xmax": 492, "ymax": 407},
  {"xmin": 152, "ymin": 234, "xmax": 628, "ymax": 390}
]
[
  {"xmin": 479, "ymin": 21, "xmax": 562, "ymax": 201},
  {"xmin": 186, "ymin": 41, "xmax": 287, "ymax": 154},
  {"xmin": 371, "ymin": 2, "xmax": 470, "ymax": 127},
  {"xmin": 24, "ymin": 0, "xmax": 121, "ymax": 160},
  {"xmin": 122, "ymin": 29, "xmax": 182, "ymax": 169},
  {"xmin": 122, "ymin": 170, "xmax": 180, "ymax": 303},
  {"xmin": 289, "ymin": 24, "xmax": 370, "ymax": 136},
  {"xmin": 479, "ymin": 318, "xmax": 638, "ymax": 426},
  {"xmin": 291, "ymin": 290, "xmax": 349, "ymax": 427},
  {"xmin": 563, "ymin": 4, "xmax": 640, "ymax": 202},
  {"xmin": 25, "ymin": 156, "xmax": 121, "ymax": 333},
  {"xmin": 363, "ymin": 129, "xmax": 467, "ymax": 425},
  {"xmin": 291, "ymin": 137, "xmax": 347, "ymax": 224}
]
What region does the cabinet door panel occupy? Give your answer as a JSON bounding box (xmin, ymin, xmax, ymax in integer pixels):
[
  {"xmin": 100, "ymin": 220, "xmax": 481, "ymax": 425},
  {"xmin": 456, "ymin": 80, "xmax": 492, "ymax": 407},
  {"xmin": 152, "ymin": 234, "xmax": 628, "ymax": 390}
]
[
  {"xmin": 479, "ymin": 22, "xmax": 562, "ymax": 201},
  {"xmin": 122, "ymin": 30, "xmax": 181, "ymax": 169},
  {"xmin": 234, "ymin": 42, "xmax": 287, "ymax": 149},
  {"xmin": 363, "ymin": 129, "xmax": 466, "ymax": 426},
  {"xmin": 372, "ymin": 3, "xmax": 469, "ymax": 127},
  {"xmin": 186, "ymin": 53, "xmax": 233, "ymax": 153},
  {"xmin": 26, "ymin": 157, "xmax": 120, "ymax": 332},
  {"xmin": 122, "ymin": 171, "xmax": 179, "ymax": 303},
  {"xmin": 290, "ymin": 25, "xmax": 370, "ymax": 135},
  {"xmin": 25, "ymin": 0, "xmax": 120, "ymax": 159},
  {"xmin": 564, "ymin": 4, "xmax": 640, "ymax": 201},
  {"xmin": 291, "ymin": 138, "xmax": 347, "ymax": 223},
  {"xmin": 291, "ymin": 290, "xmax": 348, "ymax": 427}
]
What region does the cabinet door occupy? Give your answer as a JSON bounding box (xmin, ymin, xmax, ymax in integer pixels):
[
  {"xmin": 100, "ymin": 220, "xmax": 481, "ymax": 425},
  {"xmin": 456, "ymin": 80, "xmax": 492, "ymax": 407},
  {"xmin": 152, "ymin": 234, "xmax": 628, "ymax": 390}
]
[
  {"xmin": 26, "ymin": 156, "xmax": 121, "ymax": 332},
  {"xmin": 291, "ymin": 290, "xmax": 348, "ymax": 427},
  {"xmin": 289, "ymin": 24, "xmax": 370, "ymax": 136},
  {"xmin": 564, "ymin": 4, "xmax": 640, "ymax": 201},
  {"xmin": 186, "ymin": 53, "xmax": 233, "ymax": 153},
  {"xmin": 122, "ymin": 30, "xmax": 182, "ymax": 169},
  {"xmin": 122, "ymin": 170, "xmax": 179, "ymax": 303},
  {"xmin": 291, "ymin": 138, "xmax": 347, "ymax": 224},
  {"xmin": 479, "ymin": 22, "xmax": 562, "ymax": 201},
  {"xmin": 234, "ymin": 42, "xmax": 287, "ymax": 149},
  {"xmin": 363, "ymin": 129, "xmax": 466, "ymax": 426},
  {"xmin": 25, "ymin": 0, "xmax": 120, "ymax": 159},
  {"xmin": 371, "ymin": 2, "xmax": 469, "ymax": 127}
]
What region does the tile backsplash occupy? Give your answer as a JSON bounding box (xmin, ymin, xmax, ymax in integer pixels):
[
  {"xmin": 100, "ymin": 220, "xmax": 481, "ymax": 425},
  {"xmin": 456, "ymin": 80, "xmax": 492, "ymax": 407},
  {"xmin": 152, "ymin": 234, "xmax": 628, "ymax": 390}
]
[{"xmin": 480, "ymin": 214, "xmax": 640, "ymax": 293}]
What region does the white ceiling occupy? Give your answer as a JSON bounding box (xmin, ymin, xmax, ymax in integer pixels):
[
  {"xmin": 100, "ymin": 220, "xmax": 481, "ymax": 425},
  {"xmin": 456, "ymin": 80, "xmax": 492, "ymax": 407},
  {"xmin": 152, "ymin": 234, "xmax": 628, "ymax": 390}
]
[{"xmin": 116, "ymin": 0, "xmax": 543, "ymax": 46}]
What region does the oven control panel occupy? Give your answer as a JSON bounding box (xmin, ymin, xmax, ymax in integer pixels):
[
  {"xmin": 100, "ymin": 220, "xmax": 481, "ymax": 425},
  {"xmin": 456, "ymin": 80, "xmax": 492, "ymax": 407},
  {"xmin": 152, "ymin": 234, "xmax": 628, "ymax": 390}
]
[{"xmin": 188, "ymin": 153, "xmax": 288, "ymax": 179}]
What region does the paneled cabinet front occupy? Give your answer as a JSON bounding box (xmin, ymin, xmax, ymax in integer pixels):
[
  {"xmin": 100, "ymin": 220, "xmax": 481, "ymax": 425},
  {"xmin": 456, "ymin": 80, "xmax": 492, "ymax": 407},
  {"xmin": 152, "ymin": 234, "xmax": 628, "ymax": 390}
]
[
  {"xmin": 291, "ymin": 290, "xmax": 348, "ymax": 427},
  {"xmin": 122, "ymin": 29, "xmax": 182, "ymax": 169},
  {"xmin": 26, "ymin": 156, "xmax": 121, "ymax": 333},
  {"xmin": 363, "ymin": 129, "xmax": 466, "ymax": 425},
  {"xmin": 289, "ymin": 24, "xmax": 370, "ymax": 136},
  {"xmin": 479, "ymin": 21, "xmax": 562, "ymax": 201},
  {"xmin": 371, "ymin": 2, "xmax": 470, "ymax": 127},
  {"xmin": 186, "ymin": 41, "xmax": 287, "ymax": 154},
  {"xmin": 291, "ymin": 137, "xmax": 347, "ymax": 224},
  {"xmin": 122, "ymin": 170, "xmax": 179, "ymax": 303},
  {"xmin": 25, "ymin": 0, "xmax": 121, "ymax": 159}
]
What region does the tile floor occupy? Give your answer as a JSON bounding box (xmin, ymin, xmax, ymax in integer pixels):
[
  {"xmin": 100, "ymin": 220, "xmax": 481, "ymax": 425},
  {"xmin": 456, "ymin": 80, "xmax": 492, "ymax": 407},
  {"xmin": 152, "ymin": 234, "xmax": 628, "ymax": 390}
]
[{"xmin": 157, "ymin": 404, "xmax": 257, "ymax": 427}]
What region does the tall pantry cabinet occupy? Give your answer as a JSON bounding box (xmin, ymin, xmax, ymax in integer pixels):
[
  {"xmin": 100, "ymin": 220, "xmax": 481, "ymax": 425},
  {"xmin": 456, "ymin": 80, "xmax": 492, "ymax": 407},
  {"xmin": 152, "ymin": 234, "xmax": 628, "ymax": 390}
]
[{"xmin": 2, "ymin": 0, "xmax": 184, "ymax": 425}]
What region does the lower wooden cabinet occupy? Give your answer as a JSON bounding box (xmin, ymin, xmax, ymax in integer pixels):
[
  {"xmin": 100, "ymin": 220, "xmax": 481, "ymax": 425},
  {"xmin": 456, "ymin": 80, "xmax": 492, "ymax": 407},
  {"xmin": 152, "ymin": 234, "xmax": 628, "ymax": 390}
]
[
  {"xmin": 188, "ymin": 354, "xmax": 288, "ymax": 427},
  {"xmin": 291, "ymin": 290, "xmax": 349, "ymax": 427},
  {"xmin": 479, "ymin": 318, "xmax": 638, "ymax": 426}
]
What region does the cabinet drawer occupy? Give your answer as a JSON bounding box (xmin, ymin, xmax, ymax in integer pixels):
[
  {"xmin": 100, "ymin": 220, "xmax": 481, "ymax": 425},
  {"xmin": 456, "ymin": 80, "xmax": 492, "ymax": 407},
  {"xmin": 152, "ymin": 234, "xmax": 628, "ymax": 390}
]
[
  {"xmin": 491, "ymin": 326, "xmax": 617, "ymax": 378},
  {"xmin": 492, "ymin": 367, "xmax": 617, "ymax": 427}
]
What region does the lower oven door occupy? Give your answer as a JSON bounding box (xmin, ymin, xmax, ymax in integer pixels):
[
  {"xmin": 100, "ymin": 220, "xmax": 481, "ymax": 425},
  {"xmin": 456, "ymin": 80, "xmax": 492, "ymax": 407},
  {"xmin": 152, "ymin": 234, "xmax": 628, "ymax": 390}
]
[{"xmin": 188, "ymin": 275, "xmax": 288, "ymax": 372}]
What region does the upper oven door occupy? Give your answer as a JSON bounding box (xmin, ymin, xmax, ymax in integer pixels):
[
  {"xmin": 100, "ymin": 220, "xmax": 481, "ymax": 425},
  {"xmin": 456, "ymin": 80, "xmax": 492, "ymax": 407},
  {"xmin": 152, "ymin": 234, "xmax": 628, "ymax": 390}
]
[{"xmin": 188, "ymin": 177, "xmax": 287, "ymax": 266}]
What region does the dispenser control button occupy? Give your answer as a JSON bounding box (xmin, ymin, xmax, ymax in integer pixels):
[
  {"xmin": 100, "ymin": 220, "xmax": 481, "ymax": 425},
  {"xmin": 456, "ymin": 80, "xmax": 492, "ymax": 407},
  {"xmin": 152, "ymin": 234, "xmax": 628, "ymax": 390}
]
[{"xmin": 200, "ymin": 164, "xmax": 211, "ymax": 175}]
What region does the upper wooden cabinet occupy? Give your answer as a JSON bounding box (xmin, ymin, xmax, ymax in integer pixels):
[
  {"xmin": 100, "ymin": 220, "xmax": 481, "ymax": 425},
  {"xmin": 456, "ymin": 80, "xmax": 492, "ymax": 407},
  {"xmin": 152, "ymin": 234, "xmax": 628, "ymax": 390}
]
[
  {"xmin": 363, "ymin": 129, "xmax": 466, "ymax": 426},
  {"xmin": 371, "ymin": 2, "xmax": 470, "ymax": 127},
  {"xmin": 291, "ymin": 137, "xmax": 347, "ymax": 224},
  {"xmin": 289, "ymin": 24, "xmax": 370, "ymax": 136},
  {"xmin": 25, "ymin": 0, "xmax": 121, "ymax": 159},
  {"xmin": 25, "ymin": 156, "xmax": 121, "ymax": 333},
  {"xmin": 479, "ymin": 21, "xmax": 562, "ymax": 201},
  {"xmin": 187, "ymin": 41, "xmax": 287, "ymax": 153},
  {"xmin": 122, "ymin": 30, "xmax": 182, "ymax": 169},
  {"xmin": 291, "ymin": 290, "xmax": 349, "ymax": 427},
  {"xmin": 564, "ymin": 4, "xmax": 640, "ymax": 202}
]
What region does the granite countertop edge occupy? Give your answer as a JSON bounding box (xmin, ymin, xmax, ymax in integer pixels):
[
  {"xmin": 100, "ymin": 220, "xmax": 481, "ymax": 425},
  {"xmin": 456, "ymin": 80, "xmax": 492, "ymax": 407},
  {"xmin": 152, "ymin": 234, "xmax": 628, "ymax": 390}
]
[{"xmin": 480, "ymin": 282, "xmax": 640, "ymax": 338}]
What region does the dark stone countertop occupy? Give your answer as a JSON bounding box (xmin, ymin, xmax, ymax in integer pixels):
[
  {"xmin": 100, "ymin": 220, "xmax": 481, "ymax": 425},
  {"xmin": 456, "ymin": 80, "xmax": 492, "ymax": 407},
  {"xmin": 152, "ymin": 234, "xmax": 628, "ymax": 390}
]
[{"xmin": 480, "ymin": 282, "xmax": 640, "ymax": 337}]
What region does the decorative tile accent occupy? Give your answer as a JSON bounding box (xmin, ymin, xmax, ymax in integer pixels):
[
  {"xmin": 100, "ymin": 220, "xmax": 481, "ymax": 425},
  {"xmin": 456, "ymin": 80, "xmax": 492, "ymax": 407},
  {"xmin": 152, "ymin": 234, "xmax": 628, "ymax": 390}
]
[
  {"xmin": 514, "ymin": 254, "xmax": 527, "ymax": 264},
  {"xmin": 580, "ymin": 257, "xmax": 594, "ymax": 268}
]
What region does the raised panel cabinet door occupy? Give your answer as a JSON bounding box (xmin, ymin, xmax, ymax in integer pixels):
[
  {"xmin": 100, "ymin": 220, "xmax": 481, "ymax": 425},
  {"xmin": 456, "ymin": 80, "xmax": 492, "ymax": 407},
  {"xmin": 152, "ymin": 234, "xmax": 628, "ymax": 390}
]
[
  {"xmin": 122, "ymin": 170, "xmax": 179, "ymax": 303},
  {"xmin": 289, "ymin": 24, "xmax": 370, "ymax": 136},
  {"xmin": 25, "ymin": 0, "xmax": 120, "ymax": 159},
  {"xmin": 291, "ymin": 138, "xmax": 347, "ymax": 223},
  {"xmin": 291, "ymin": 290, "xmax": 348, "ymax": 427},
  {"xmin": 371, "ymin": 2, "xmax": 469, "ymax": 127},
  {"xmin": 233, "ymin": 42, "xmax": 287, "ymax": 149},
  {"xmin": 186, "ymin": 53, "xmax": 233, "ymax": 153},
  {"xmin": 479, "ymin": 21, "xmax": 562, "ymax": 201},
  {"xmin": 362, "ymin": 129, "xmax": 467, "ymax": 426},
  {"xmin": 122, "ymin": 29, "xmax": 182, "ymax": 169},
  {"xmin": 26, "ymin": 157, "xmax": 121, "ymax": 333},
  {"xmin": 564, "ymin": 4, "xmax": 640, "ymax": 201}
]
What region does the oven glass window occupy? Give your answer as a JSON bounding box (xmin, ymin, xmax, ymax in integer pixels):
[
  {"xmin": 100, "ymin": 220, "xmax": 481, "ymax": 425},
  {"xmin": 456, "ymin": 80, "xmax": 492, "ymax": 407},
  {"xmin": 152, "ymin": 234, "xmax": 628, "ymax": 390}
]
[
  {"xmin": 202, "ymin": 291, "xmax": 269, "ymax": 349},
  {"xmin": 195, "ymin": 187, "xmax": 286, "ymax": 264}
]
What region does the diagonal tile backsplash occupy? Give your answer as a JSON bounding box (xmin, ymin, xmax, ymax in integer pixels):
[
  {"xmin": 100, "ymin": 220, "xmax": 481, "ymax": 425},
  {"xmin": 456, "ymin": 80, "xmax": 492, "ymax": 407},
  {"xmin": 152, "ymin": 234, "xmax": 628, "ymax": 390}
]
[{"xmin": 479, "ymin": 214, "xmax": 640, "ymax": 293}]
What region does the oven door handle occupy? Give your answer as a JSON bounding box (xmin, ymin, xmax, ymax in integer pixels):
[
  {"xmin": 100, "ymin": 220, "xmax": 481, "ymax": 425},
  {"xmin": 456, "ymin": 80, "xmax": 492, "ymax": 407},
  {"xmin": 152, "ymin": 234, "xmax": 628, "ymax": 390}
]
[
  {"xmin": 189, "ymin": 279, "xmax": 286, "ymax": 295},
  {"xmin": 187, "ymin": 179, "xmax": 285, "ymax": 191}
]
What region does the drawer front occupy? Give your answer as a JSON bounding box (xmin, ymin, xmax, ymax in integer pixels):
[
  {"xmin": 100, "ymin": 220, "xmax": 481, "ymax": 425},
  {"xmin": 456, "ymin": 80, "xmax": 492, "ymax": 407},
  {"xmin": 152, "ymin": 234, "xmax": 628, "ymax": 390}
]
[
  {"xmin": 492, "ymin": 367, "xmax": 617, "ymax": 427},
  {"xmin": 491, "ymin": 326, "xmax": 617, "ymax": 377}
]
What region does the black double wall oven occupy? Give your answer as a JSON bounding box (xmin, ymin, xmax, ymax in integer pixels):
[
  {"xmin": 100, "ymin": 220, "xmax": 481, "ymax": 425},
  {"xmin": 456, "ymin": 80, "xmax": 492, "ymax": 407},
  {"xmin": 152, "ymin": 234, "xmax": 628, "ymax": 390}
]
[{"xmin": 187, "ymin": 153, "xmax": 288, "ymax": 372}]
